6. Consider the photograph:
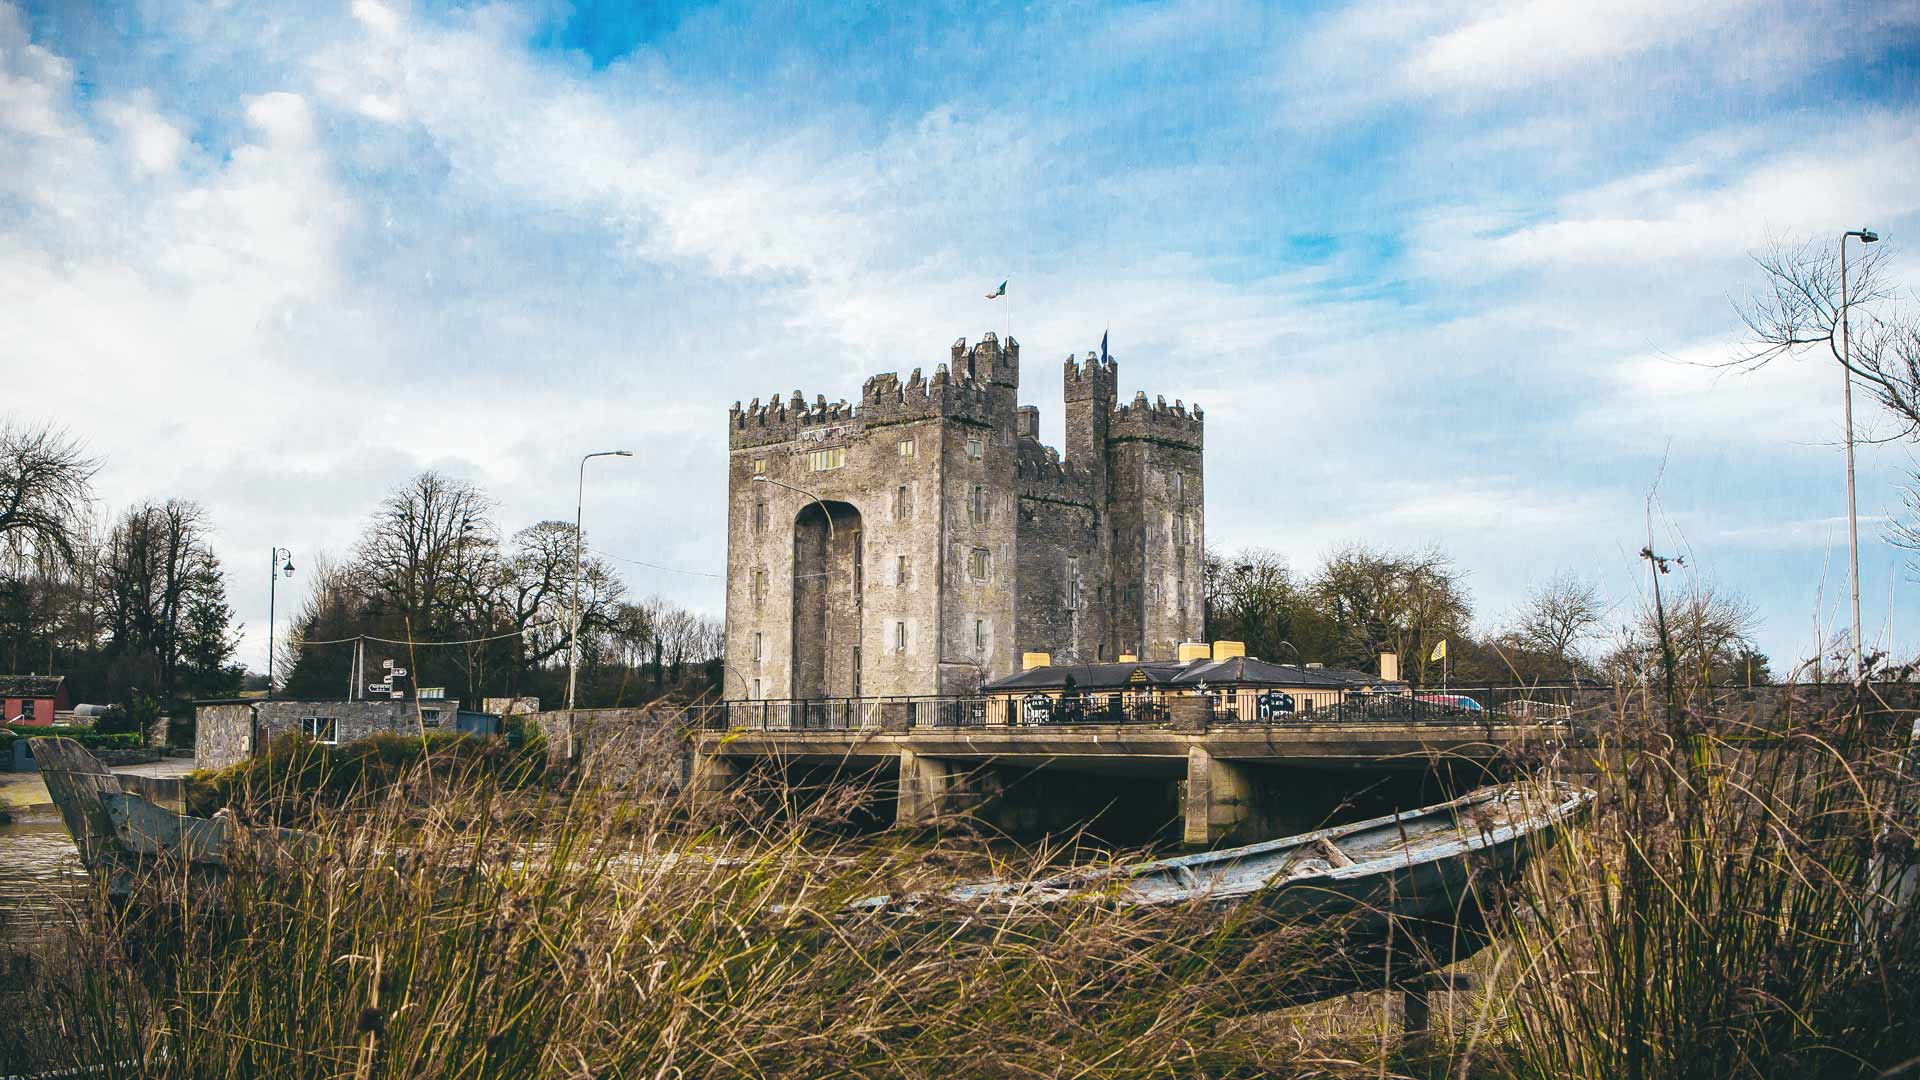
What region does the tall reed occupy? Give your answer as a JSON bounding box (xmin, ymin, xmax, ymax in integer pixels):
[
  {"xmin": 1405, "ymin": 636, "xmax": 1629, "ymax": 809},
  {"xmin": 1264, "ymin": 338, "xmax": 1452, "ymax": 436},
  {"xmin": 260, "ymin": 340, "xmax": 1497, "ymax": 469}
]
[
  {"xmin": 1483, "ymin": 680, "xmax": 1920, "ymax": 1079},
  {"xmin": 2, "ymin": 736, "xmax": 1420, "ymax": 1078}
]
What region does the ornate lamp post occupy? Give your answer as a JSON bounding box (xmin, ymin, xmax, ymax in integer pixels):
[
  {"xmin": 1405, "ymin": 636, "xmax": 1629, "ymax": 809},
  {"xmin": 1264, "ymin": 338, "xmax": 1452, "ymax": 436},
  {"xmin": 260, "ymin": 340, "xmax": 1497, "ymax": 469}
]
[{"xmin": 267, "ymin": 548, "xmax": 294, "ymax": 699}]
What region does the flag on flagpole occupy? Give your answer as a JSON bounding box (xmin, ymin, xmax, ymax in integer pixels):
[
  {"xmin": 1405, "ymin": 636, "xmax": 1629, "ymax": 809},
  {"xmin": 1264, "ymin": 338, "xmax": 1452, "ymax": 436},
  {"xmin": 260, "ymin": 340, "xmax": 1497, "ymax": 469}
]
[
  {"xmin": 1099, "ymin": 329, "xmax": 1108, "ymax": 365},
  {"xmin": 985, "ymin": 280, "xmax": 1006, "ymax": 299},
  {"xmin": 1430, "ymin": 639, "xmax": 1448, "ymax": 662}
]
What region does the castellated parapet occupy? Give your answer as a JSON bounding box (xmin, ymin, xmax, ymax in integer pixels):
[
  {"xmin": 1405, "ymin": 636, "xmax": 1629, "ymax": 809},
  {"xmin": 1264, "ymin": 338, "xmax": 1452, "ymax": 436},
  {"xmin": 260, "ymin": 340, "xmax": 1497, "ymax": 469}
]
[{"xmin": 723, "ymin": 332, "xmax": 1204, "ymax": 701}]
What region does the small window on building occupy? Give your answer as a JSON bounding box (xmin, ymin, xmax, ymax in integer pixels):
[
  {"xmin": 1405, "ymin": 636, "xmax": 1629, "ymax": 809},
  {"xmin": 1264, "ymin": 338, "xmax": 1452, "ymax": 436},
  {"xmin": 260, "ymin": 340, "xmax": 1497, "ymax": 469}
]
[
  {"xmin": 752, "ymin": 678, "xmax": 762, "ymax": 699},
  {"xmin": 1067, "ymin": 558, "xmax": 1081, "ymax": 610},
  {"xmin": 1172, "ymin": 472, "xmax": 1183, "ymax": 499},
  {"xmin": 896, "ymin": 554, "xmax": 910, "ymax": 587},
  {"xmin": 420, "ymin": 708, "xmax": 442, "ymax": 728},
  {"xmin": 894, "ymin": 621, "xmax": 907, "ymax": 653},
  {"xmin": 302, "ymin": 716, "xmax": 338, "ymax": 745},
  {"xmin": 895, "ymin": 484, "xmax": 910, "ymax": 521},
  {"xmin": 970, "ymin": 485, "xmax": 987, "ymax": 524},
  {"xmin": 966, "ymin": 437, "xmax": 983, "ymax": 461},
  {"xmin": 975, "ymin": 618, "xmax": 986, "ymax": 650},
  {"xmin": 806, "ymin": 447, "xmax": 845, "ymax": 472},
  {"xmin": 752, "ymin": 457, "xmax": 767, "ymax": 475},
  {"xmin": 753, "ymin": 632, "xmax": 764, "ymax": 662},
  {"xmin": 898, "ymin": 438, "xmax": 915, "ymax": 458},
  {"xmin": 968, "ymin": 547, "xmax": 991, "ymax": 582},
  {"xmin": 752, "ymin": 568, "xmax": 767, "ymax": 609},
  {"xmin": 753, "ymin": 499, "xmax": 768, "ymax": 533},
  {"xmin": 1173, "ymin": 514, "xmax": 1186, "ymax": 546},
  {"xmin": 1176, "ymin": 578, "xmax": 1186, "ymax": 611}
]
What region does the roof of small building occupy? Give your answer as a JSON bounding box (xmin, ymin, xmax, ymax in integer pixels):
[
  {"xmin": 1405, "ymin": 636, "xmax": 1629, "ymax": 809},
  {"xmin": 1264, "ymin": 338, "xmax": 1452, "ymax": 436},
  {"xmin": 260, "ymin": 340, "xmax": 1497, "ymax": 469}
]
[
  {"xmin": 984, "ymin": 657, "xmax": 1401, "ymax": 693},
  {"xmin": 0, "ymin": 674, "xmax": 66, "ymax": 698}
]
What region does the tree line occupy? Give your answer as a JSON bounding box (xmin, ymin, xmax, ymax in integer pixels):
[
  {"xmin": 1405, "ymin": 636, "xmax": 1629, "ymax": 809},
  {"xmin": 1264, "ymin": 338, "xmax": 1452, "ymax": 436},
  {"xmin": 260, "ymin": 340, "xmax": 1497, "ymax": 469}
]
[
  {"xmin": 1203, "ymin": 543, "xmax": 1773, "ymax": 688},
  {"xmin": 277, "ymin": 471, "xmax": 722, "ymax": 708},
  {"xmin": 0, "ymin": 421, "xmax": 242, "ymax": 717}
]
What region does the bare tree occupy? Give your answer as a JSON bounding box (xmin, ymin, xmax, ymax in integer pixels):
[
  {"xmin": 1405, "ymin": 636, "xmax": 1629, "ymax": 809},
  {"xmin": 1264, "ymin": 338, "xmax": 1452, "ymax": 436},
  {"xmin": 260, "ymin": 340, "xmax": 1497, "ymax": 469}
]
[
  {"xmin": 0, "ymin": 419, "xmax": 100, "ymax": 566},
  {"xmin": 97, "ymin": 499, "xmax": 228, "ymax": 698},
  {"xmin": 353, "ymin": 471, "xmax": 499, "ymax": 638},
  {"xmin": 1603, "ymin": 581, "xmax": 1765, "ymax": 688},
  {"xmin": 1307, "ymin": 543, "xmax": 1471, "ymax": 683},
  {"xmin": 1203, "ymin": 547, "xmax": 1300, "ymax": 662},
  {"xmin": 1505, "ymin": 570, "xmax": 1607, "ymax": 674},
  {"xmin": 1733, "ymin": 236, "xmax": 1920, "ymax": 438}
]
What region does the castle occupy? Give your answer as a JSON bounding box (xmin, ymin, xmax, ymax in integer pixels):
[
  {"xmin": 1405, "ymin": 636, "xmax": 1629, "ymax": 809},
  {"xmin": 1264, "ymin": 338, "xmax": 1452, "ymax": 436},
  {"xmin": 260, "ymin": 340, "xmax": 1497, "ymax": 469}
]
[{"xmin": 724, "ymin": 334, "xmax": 1204, "ymax": 699}]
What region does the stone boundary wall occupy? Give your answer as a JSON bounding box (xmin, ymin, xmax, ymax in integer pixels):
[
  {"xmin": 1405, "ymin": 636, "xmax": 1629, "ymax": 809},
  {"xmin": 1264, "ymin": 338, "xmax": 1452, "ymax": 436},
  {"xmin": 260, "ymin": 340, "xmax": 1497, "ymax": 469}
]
[{"xmin": 533, "ymin": 707, "xmax": 691, "ymax": 791}]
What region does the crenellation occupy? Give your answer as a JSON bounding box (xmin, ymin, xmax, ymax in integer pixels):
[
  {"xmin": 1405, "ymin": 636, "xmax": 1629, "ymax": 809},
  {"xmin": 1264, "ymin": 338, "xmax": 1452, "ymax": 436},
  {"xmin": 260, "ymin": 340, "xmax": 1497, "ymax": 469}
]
[{"xmin": 725, "ymin": 330, "xmax": 1202, "ymax": 696}]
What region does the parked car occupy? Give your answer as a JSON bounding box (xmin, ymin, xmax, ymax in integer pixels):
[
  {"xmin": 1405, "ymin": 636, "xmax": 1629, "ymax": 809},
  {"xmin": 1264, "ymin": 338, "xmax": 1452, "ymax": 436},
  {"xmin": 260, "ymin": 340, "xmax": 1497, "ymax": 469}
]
[{"xmin": 1415, "ymin": 694, "xmax": 1484, "ymax": 712}]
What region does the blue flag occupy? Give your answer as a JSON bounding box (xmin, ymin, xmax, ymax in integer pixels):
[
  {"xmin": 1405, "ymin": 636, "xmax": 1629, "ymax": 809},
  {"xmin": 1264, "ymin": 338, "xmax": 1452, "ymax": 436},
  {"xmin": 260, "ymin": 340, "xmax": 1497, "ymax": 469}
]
[{"xmin": 1099, "ymin": 330, "xmax": 1108, "ymax": 365}]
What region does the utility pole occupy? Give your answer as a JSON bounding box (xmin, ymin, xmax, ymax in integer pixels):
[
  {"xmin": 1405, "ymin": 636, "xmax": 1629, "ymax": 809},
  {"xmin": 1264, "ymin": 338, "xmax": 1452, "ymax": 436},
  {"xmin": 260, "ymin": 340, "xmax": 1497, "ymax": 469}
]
[{"xmin": 267, "ymin": 548, "xmax": 293, "ymax": 699}]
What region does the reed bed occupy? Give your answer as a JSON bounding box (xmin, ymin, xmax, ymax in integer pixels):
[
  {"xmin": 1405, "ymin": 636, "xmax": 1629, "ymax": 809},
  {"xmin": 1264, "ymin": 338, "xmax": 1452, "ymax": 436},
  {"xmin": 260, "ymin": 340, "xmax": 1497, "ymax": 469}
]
[
  {"xmin": 4, "ymin": 681, "xmax": 1919, "ymax": 1078},
  {"xmin": 1, "ymin": 743, "xmax": 1408, "ymax": 1079}
]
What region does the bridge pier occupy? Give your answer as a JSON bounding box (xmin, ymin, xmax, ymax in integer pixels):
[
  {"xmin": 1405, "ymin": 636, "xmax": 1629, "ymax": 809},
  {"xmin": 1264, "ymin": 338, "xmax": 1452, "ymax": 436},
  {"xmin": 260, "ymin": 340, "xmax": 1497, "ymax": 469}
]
[
  {"xmin": 689, "ymin": 748, "xmax": 741, "ymax": 810},
  {"xmin": 896, "ymin": 749, "xmax": 964, "ymax": 826},
  {"xmin": 1184, "ymin": 746, "xmax": 1253, "ymax": 846}
]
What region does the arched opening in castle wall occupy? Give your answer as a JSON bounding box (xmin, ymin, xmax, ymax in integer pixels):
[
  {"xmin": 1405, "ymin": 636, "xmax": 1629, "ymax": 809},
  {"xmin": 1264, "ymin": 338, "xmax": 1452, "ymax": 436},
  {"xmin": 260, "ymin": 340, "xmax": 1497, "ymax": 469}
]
[{"xmin": 791, "ymin": 501, "xmax": 864, "ymax": 700}]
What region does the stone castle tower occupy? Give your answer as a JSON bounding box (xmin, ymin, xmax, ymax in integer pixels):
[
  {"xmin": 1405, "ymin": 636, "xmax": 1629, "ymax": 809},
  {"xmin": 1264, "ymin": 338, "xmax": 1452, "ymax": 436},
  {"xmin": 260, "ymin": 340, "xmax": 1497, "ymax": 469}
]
[{"xmin": 724, "ymin": 334, "xmax": 1203, "ymax": 700}]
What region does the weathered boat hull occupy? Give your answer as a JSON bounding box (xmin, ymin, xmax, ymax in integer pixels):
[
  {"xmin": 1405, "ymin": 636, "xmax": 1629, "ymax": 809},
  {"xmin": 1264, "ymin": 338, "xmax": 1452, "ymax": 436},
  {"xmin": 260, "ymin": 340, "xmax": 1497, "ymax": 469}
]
[{"xmin": 856, "ymin": 783, "xmax": 1593, "ymax": 1009}]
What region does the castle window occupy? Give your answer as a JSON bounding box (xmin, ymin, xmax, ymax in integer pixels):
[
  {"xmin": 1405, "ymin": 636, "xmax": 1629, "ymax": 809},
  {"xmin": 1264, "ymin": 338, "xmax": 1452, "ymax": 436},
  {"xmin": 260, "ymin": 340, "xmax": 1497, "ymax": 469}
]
[
  {"xmin": 894, "ymin": 621, "xmax": 907, "ymax": 653},
  {"xmin": 1173, "ymin": 514, "xmax": 1186, "ymax": 545},
  {"xmin": 898, "ymin": 438, "xmax": 915, "ymax": 459},
  {"xmin": 970, "ymin": 485, "xmax": 987, "ymax": 524},
  {"xmin": 1172, "ymin": 472, "xmax": 1183, "ymax": 499},
  {"xmin": 806, "ymin": 447, "xmax": 845, "ymax": 472},
  {"xmin": 752, "ymin": 568, "xmax": 766, "ymax": 609},
  {"xmin": 896, "ymin": 554, "xmax": 910, "ymax": 587},
  {"xmin": 1067, "ymin": 559, "xmax": 1081, "ymax": 610},
  {"xmin": 968, "ymin": 548, "xmax": 991, "ymax": 582},
  {"xmin": 894, "ymin": 485, "xmax": 910, "ymax": 521},
  {"xmin": 752, "ymin": 458, "xmax": 766, "ymax": 475},
  {"xmin": 753, "ymin": 678, "xmax": 762, "ymax": 699},
  {"xmin": 753, "ymin": 632, "xmax": 763, "ymax": 663},
  {"xmin": 1176, "ymin": 578, "xmax": 1186, "ymax": 612},
  {"xmin": 966, "ymin": 437, "xmax": 983, "ymax": 461},
  {"xmin": 975, "ymin": 618, "xmax": 986, "ymax": 651},
  {"xmin": 753, "ymin": 499, "xmax": 768, "ymax": 533}
]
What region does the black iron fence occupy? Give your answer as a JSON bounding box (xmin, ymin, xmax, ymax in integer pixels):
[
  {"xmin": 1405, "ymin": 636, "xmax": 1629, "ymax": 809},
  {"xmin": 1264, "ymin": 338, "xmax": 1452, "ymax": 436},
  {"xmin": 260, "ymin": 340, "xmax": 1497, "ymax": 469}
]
[{"xmin": 691, "ymin": 686, "xmax": 1588, "ymax": 732}]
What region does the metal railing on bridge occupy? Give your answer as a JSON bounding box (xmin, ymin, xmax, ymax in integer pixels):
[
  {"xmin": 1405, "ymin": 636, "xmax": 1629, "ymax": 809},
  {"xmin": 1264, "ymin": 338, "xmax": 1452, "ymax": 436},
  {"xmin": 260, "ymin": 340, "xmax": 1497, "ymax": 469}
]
[{"xmin": 690, "ymin": 686, "xmax": 1585, "ymax": 733}]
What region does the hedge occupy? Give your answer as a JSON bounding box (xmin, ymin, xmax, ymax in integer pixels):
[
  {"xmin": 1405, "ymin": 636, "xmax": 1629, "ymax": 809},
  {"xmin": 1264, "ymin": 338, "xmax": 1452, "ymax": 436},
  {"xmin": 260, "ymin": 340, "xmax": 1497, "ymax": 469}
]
[
  {"xmin": 184, "ymin": 729, "xmax": 547, "ymax": 818},
  {"xmin": 2, "ymin": 724, "xmax": 144, "ymax": 752}
]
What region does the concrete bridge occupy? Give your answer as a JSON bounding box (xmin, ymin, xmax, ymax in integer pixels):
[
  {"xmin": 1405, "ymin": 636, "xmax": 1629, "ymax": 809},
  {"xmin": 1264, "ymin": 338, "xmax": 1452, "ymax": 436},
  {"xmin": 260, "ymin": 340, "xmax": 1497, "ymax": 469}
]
[{"xmin": 692, "ymin": 710, "xmax": 1573, "ymax": 846}]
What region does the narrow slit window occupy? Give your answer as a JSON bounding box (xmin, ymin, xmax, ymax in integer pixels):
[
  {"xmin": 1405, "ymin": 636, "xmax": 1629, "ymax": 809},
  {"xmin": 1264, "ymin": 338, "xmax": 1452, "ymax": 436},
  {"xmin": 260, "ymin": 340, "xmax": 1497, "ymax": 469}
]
[{"xmin": 894, "ymin": 621, "xmax": 907, "ymax": 653}]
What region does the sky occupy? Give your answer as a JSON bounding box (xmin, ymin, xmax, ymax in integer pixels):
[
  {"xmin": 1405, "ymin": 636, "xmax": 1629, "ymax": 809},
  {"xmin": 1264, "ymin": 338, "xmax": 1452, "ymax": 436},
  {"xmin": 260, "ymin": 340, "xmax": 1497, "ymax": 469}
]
[{"xmin": 4, "ymin": 0, "xmax": 1920, "ymax": 677}]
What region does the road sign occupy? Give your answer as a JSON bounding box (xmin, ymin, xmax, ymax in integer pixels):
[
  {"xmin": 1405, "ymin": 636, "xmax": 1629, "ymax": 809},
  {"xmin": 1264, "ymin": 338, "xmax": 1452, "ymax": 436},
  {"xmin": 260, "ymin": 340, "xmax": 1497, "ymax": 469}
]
[
  {"xmin": 368, "ymin": 682, "xmax": 392, "ymax": 695},
  {"xmin": 388, "ymin": 667, "xmax": 407, "ymax": 678},
  {"xmin": 382, "ymin": 659, "xmax": 394, "ymax": 668}
]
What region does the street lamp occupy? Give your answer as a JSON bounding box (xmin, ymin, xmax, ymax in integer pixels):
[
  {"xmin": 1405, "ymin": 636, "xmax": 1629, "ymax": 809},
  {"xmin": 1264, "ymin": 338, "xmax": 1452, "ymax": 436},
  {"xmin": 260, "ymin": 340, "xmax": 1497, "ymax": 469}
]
[
  {"xmin": 1840, "ymin": 227, "xmax": 1880, "ymax": 683},
  {"xmin": 567, "ymin": 450, "xmax": 634, "ymax": 712},
  {"xmin": 751, "ymin": 475, "xmax": 833, "ymax": 540},
  {"xmin": 267, "ymin": 548, "xmax": 294, "ymax": 699}
]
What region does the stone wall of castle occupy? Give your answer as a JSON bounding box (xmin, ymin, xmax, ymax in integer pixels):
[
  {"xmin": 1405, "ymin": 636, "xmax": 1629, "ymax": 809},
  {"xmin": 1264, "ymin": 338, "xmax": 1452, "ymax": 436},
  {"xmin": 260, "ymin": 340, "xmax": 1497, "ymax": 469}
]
[{"xmin": 724, "ymin": 333, "xmax": 1203, "ymax": 699}]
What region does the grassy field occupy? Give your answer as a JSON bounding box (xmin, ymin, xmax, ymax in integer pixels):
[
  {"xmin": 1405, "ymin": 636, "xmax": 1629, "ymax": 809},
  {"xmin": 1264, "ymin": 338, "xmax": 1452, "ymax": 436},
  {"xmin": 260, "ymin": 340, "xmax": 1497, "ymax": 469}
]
[{"xmin": 2, "ymin": 682, "xmax": 1918, "ymax": 1078}]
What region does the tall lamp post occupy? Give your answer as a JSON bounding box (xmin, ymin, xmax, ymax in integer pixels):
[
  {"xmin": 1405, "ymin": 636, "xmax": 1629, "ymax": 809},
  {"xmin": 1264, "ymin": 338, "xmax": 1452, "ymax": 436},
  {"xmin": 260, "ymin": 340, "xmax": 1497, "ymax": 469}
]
[
  {"xmin": 751, "ymin": 475, "xmax": 834, "ymax": 540},
  {"xmin": 266, "ymin": 548, "xmax": 294, "ymax": 699},
  {"xmin": 1840, "ymin": 227, "xmax": 1879, "ymax": 682},
  {"xmin": 567, "ymin": 450, "xmax": 634, "ymax": 711}
]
